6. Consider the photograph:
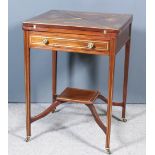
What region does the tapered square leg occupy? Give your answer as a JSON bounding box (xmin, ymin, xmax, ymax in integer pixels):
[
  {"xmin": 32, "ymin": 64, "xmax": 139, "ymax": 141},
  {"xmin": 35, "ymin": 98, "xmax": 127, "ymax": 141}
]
[
  {"xmin": 105, "ymin": 52, "xmax": 116, "ymax": 152},
  {"xmin": 52, "ymin": 50, "xmax": 57, "ymax": 113},
  {"xmin": 24, "ymin": 31, "xmax": 31, "ymax": 141},
  {"xmin": 122, "ymin": 39, "xmax": 131, "ymax": 121}
]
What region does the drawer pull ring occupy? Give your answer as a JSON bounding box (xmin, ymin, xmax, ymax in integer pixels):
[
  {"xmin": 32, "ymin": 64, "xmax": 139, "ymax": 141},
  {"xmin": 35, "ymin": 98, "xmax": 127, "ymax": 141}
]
[
  {"xmin": 42, "ymin": 39, "xmax": 49, "ymax": 45},
  {"xmin": 87, "ymin": 42, "xmax": 94, "ymax": 49}
]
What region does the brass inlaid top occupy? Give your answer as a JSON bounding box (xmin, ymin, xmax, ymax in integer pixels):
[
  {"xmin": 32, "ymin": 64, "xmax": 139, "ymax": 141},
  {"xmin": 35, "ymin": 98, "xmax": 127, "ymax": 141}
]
[{"xmin": 23, "ymin": 10, "xmax": 133, "ymax": 33}]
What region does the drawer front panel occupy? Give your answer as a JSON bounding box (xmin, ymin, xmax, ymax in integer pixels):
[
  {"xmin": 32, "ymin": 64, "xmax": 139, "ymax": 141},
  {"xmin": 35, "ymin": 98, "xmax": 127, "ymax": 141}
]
[{"xmin": 29, "ymin": 33, "xmax": 110, "ymax": 55}]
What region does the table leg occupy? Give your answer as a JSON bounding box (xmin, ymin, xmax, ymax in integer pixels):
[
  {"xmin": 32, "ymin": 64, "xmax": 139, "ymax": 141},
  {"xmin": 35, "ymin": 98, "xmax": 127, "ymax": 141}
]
[
  {"xmin": 24, "ymin": 31, "xmax": 31, "ymax": 142},
  {"xmin": 105, "ymin": 53, "xmax": 116, "ymax": 154},
  {"xmin": 52, "ymin": 50, "xmax": 57, "ymax": 112},
  {"xmin": 122, "ymin": 39, "xmax": 131, "ymax": 121}
]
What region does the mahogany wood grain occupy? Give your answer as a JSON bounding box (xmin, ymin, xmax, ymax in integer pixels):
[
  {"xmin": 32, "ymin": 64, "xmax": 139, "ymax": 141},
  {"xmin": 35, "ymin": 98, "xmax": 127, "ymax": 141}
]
[
  {"xmin": 52, "ymin": 50, "xmax": 57, "ymax": 102},
  {"xmin": 29, "ymin": 35, "xmax": 109, "ymax": 49},
  {"xmin": 29, "ymin": 31, "xmax": 110, "ymax": 55},
  {"xmin": 121, "ymin": 24, "xmax": 132, "ymax": 119},
  {"xmin": 98, "ymin": 94, "xmax": 123, "ymax": 107},
  {"xmin": 23, "ymin": 10, "xmax": 132, "ymax": 34},
  {"xmin": 122, "ymin": 39, "xmax": 131, "ymax": 118},
  {"xmin": 22, "ymin": 26, "xmax": 118, "ymax": 38},
  {"xmin": 57, "ymin": 87, "xmax": 100, "ymax": 104},
  {"xmin": 29, "ymin": 31, "xmax": 111, "ymax": 41},
  {"xmin": 116, "ymin": 26, "xmax": 130, "ymax": 53},
  {"xmin": 31, "ymin": 101, "xmax": 61, "ymax": 123},
  {"xmin": 24, "ymin": 31, "xmax": 31, "ymax": 137},
  {"xmin": 105, "ymin": 38, "xmax": 116, "ymax": 149}
]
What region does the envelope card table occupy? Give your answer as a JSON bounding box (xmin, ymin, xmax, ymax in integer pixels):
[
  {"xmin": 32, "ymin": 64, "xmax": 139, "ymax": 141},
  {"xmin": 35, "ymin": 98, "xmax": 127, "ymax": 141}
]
[{"xmin": 22, "ymin": 10, "xmax": 133, "ymax": 154}]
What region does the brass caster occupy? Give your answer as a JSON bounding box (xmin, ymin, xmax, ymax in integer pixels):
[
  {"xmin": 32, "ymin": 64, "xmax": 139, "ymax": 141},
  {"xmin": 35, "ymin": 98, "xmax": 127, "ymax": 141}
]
[
  {"xmin": 25, "ymin": 136, "xmax": 31, "ymax": 142},
  {"xmin": 104, "ymin": 148, "xmax": 111, "ymax": 154},
  {"xmin": 122, "ymin": 118, "xmax": 127, "ymax": 122}
]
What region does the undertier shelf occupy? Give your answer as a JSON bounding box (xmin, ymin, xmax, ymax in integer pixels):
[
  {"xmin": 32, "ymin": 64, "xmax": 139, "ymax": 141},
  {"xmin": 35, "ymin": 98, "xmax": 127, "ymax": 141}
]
[{"xmin": 56, "ymin": 87, "xmax": 100, "ymax": 104}]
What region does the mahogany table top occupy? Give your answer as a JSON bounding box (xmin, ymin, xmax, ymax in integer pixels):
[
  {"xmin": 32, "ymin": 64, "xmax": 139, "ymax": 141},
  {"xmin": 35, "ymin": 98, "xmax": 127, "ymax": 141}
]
[{"xmin": 23, "ymin": 10, "xmax": 133, "ymax": 33}]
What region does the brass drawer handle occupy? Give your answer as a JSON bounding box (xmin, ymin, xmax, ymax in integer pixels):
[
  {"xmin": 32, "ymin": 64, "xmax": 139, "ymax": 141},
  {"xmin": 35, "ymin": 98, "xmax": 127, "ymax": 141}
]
[
  {"xmin": 87, "ymin": 42, "xmax": 95, "ymax": 49},
  {"xmin": 42, "ymin": 39, "xmax": 49, "ymax": 45}
]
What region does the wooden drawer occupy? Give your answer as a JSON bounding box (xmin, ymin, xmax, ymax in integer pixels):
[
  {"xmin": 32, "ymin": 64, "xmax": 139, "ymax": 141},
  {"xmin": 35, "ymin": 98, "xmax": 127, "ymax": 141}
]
[{"xmin": 29, "ymin": 32, "xmax": 110, "ymax": 55}]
